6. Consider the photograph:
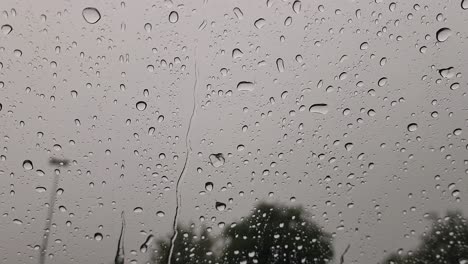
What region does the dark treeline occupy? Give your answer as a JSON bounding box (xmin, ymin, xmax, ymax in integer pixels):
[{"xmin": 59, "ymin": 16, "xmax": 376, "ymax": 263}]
[
  {"xmin": 384, "ymin": 211, "xmax": 468, "ymax": 264},
  {"xmin": 149, "ymin": 202, "xmax": 468, "ymax": 264}
]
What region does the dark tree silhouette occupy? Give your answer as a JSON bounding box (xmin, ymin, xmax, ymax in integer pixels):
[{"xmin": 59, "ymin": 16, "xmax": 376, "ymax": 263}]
[
  {"xmin": 219, "ymin": 202, "xmax": 334, "ymax": 264},
  {"xmin": 151, "ymin": 224, "xmax": 216, "ymax": 264},
  {"xmin": 151, "ymin": 202, "xmax": 333, "ymax": 264},
  {"xmin": 383, "ymin": 211, "xmax": 468, "ymax": 264}
]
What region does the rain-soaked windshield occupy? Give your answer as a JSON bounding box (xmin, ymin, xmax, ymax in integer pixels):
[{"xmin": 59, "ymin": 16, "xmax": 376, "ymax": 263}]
[{"xmin": 1, "ymin": 0, "xmax": 468, "ymax": 264}]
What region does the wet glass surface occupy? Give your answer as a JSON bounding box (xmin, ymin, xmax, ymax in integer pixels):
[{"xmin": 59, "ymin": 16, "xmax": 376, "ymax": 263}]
[{"xmin": 1, "ymin": 0, "xmax": 468, "ymax": 263}]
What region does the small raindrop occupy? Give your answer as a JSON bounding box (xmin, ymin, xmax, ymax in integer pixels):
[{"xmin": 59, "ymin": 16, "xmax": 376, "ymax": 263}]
[
  {"xmin": 232, "ymin": 48, "xmax": 243, "ymax": 59},
  {"xmin": 205, "ymin": 182, "xmax": 214, "ymax": 192},
  {"xmin": 309, "ymin": 104, "xmax": 329, "ymax": 114},
  {"xmin": 156, "ymin": 211, "xmax": 165, "ymax": 217},
  {"xmin": 94, "ymin": 233, "xmax": 103, "ymax": 241},
  {"xmin": 292, "ymin": 0, "xmax": 302, "ymax": 14},
  {"xmin": 276, "ymin": 58, "xmax": 285, "ymax": 72},
  {"xmin": 436, "ymin": 28, "xmax": 452, "ymax": 42},
  {"xmin": 136, "ymin": 101, "xmax": 147, "ymax": 111},
  {"xmin": 360, "ymin": 42, "xmax": 369, "ymax": 50},
  {"xmin": 169, "ymin": 11, "xmax": 179, "ymax": 23},
  {"xmin": 1, "ymin": 24, "xmax": 12, "ymax": 35},
  {"xmin": 215, "ymin": 202, "xmax": 226, "ymax": 211},
  {"xmin": 82, "ymin": 7, "xmax": 101, "ymax": 24},
  {"xmin": 144, "ymin": 23, "xmax": 152, "ymax": 33},
  {"xmin": 254, "ymin": 18, "xmax": 266, "ymax": 29},
  {"xmin": 209, "ymin": 153, "xmax": 225, "ymax": 168},
  {"xmin": 35, "ymin": 187, "xmax": 47, "ymax": 193},
  {"xmin": 450, "ymin": 83, "xmax": 460, "ymax": 90},
  {"xmin": 23, "ymin": 160, "xmax": 33, "ymax": 170},
  {"xmin": 407, "ymin": 123, "xmax": 418, "ymax": 132},
  {"xmin": 237, "ymin": 81, "xmax": 254, "ymax": 91},
  {"xmin": 233, "ymin": 7, "xmax": 243, "ymax": 19},
  {"xmin": 378, "ymin": 77, "xmax": 388, "ymax": 87},
  {"xmin": 439, "ymin": 67, "xmax": 455, "ymax": 78},
  {"xmin": 14, "ymin": 49, "xmax": 22, "ymax": 57}
]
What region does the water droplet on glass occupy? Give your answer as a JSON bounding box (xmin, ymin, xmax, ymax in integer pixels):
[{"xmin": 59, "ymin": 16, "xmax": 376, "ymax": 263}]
[
  {"xmin": 133, "ymin": 207, "xmax": 143, "ymax": 213},
  {"xmin": 436, "ymin": 28, "xmax": 452, "ymax": 42},
  {"xmin": 276, "ymin": 58, "xmax": 285, "ymax": 72},
  {"xmin": 232, "ymin": 48, "xmax": 243, "ymax": 59},
  {"xmin": 1, "ymin": 24, "xmax": 12, "ymax": 35},
  {"xmin": 378, "ymin": 77, "xmax": 388, "ymax": 87},
  {"xmin": 360, "ymin": 42, "xmax": 369, "ymax": 50},
  {"xmin": 156, "ymin": 211, "xmax": 165, "ymax": 217},
  {"xmin": 35, "ymin": 187, "xmax": 47, "ymax": 193},
  {"xmin": 407, "ymin": 123, "xmax": 418, "ymax": 132},
  {"xmin": 205, "ymin": 182, "xmax": 214, "ymax": 191},
  {"xmin": 233, "ymin": 7, "xmax": 243, "ymax": 19},
  {"xmin": 292, "ymin": 0, "xmax": 302, "ymax": 14},
  {"xmin": 136, "ymin": 101, "xmax": 147, "ymax": 111},
  {"xmin": 144, "ymin": 23, "xmax": 152, "ymax": 33},
  {"xmin": 462, "ymin": 0, "xmax": 468, "ymax": 10},
  {"xmin": 23, "ymin": 160, "xmax": 33, "ymax": 170},
  {"xmin": 439, "ymin": 67, "xmax": 455, "ymax": 78},
  {"xmin": 14, "ymin": 49, "xmax": 22, "ymax": 57},
  {"xmin": 254, "ymin": 18, "xmax": 266, "ymax": 29},
  {"xmin": 140, "ymin": 235, "xmax": 154, "ymax": 253},
  {"xmin": 450, "ymin": 83, "xmax": 460, "ymax": 90},
  {"xmin": 237, "ymin": 81, "xmax": 254, "ymax": 91},
  {"xmin": 169, "ymin": 11, "xmax": 179, "ymax": 23},
  {"xmin": 82, "ymin": 7, "xmax": 101, "ymax": 24},
  {"xmin": 309, "ymin": 104, "xmax": 329, "ymax": 114},
  {"xmin": 209, "ymin": 153, "xmax": 225, "ymax": 168},
  {"xmin": 94, "ymin": 233, "xmax": 103, "ymax": 241},
  {"xmin": 454, "ymin": 128, "xmax": 462, "ymax": 136},
  {"xmin": 215, "ymin": 202, "xmax": 226, "ymax": 211}
]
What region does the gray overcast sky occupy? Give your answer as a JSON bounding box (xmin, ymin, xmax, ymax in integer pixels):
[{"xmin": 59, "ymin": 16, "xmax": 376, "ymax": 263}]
[{"xmin": 0, "ymin": 0, "xmax": 467, "ymax": 263}]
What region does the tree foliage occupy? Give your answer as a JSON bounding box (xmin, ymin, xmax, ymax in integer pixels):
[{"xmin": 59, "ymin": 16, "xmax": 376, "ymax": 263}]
[
  {"xmin": 384, "ymin": 211, "xmax": 468, "ymax": 264},
  {"xmin": 151, "ymin": 202, "xmax": 334, "ymax": 264}
]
